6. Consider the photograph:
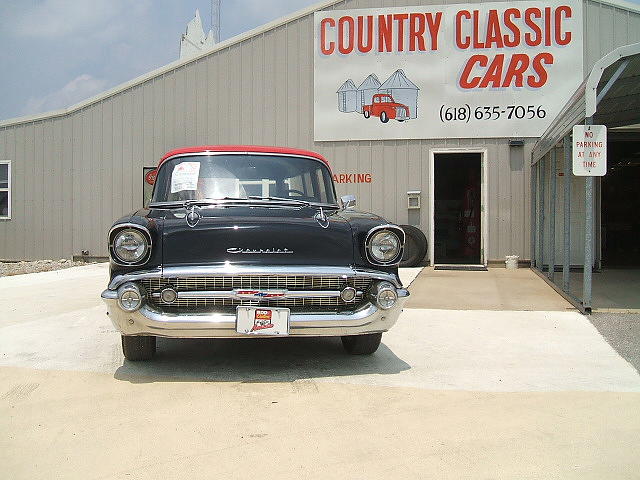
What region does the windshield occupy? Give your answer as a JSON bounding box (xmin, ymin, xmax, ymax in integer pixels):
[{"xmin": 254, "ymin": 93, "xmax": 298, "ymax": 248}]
[{"xmin": 152, "ymin": 154, "xmax": 337, "ymax": 205}]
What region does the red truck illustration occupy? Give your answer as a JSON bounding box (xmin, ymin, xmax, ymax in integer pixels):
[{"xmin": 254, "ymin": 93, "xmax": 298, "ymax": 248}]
[{"xmin": 363, "ymin": 94, "xmax": 410, "ymax": 123}]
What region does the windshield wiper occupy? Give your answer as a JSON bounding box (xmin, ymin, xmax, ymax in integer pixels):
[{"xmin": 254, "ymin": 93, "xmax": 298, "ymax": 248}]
[
  {"xmin": 183, "ymin": 197, "xmax": 249, "ymax": 208},
  {"xmin": 151, "ymin": 196, "xmax": 315, "ymax": 209},
  {"xmin": 148, "ymin": 201, "xmax": 185, "ymax": 209},
  {"xmin": 248, "ymin": 196, "xmax": 310, "ymax": 206},
  {"xmin": 149, "ymin": 198, "xmax": 250, "ymax": 209}
]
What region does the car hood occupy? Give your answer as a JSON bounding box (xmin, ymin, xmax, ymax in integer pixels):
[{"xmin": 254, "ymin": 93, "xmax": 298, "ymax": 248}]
[{"xmin": 155, "ymin": 205, "xmax": 354, "ymax": 267}]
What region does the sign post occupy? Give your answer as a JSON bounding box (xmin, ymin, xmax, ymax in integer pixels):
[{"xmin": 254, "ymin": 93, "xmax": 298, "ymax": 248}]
[
  {"xmin": 572, "ymin": 124, "xmax": 607, "ymax": 176},
  {"xmin": 573, "ymin": 122, "xmax": 606, "ymax": 312}
]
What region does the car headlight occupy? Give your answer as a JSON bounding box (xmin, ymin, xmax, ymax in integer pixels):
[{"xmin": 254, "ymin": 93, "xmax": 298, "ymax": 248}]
[
  {"xmin": 112, "ymin": 228, "xmax": 150, "ymax": 264},
  {"xmin": 366, "ymin": 228, "xmax": 403, "ymax": 264}
]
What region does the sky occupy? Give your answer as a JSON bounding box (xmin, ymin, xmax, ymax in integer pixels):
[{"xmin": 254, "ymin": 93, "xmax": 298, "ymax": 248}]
[
  {"xmin": 0, "ymin": 0, "xmax": 317, "ymax": 121},
  {"xmin": 1, "ymin": 0, "xmax": 639, "ymax": 121}
]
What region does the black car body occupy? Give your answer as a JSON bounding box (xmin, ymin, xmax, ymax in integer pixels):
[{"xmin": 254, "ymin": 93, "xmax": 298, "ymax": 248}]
[{"xmin": 101, "ymin": 146, "xmax": 409, "ymax": 360}]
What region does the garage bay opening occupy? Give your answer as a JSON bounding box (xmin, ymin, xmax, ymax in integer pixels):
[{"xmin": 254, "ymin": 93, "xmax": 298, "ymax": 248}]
[
  {"xmin": 433, "ymin": 152, "xmax": 483, "ymax": 267},
  {"xmin": 602, "ymin": 135, "xmax": 640, "ymax": 269}
]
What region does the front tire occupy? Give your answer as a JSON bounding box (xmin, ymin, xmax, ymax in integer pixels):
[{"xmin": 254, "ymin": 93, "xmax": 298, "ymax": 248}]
[
  {"xmin": 341, "ymin": 333, "xmax": 382, "ymax": 355},
  {"xmin": 399, "ymin": 224, "xmax": 428, "ymax": 267},
  {"xmin": 122, "ymin": 335, "xmax": 156, "ymax": 361},
  {"xmin": 363, "ymin": 110, "xmax": 370, "ymax": 118},
  {"xmin": 380, "ymin": 111, "xmax": 389, "ymax": 123}
]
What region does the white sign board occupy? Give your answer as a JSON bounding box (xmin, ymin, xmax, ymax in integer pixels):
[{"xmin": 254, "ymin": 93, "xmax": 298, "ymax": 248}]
[
  {"xmin": 572, "ymin": 125, "xmax": 607, "ymax": 176},
  {"xmin": 170, "ymin": 161, "xmax": 200, "ymax": 193},
  {"xmin": 314, "ymin": 1, "xmax": 583, "ymax": 141}
]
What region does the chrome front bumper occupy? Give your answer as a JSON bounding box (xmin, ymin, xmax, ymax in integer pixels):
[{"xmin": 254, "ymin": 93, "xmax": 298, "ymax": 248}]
[{"xmin": 101, "ymin": 266, "xmax": 409, "ymax": 338}]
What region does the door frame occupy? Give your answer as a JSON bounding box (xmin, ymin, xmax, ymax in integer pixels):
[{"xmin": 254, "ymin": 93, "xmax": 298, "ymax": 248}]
[{"xmin": 429, "ymin": 148, "xmax": 488, "ymax": 267}]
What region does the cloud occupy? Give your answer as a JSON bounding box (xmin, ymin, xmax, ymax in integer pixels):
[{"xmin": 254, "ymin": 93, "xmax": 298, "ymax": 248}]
[
  {"xmin": 22, "ymin": 74, "xmax": 108, "ymax": 115},
  {"xmin": 11, "ymin": 0, "xmax": 150, "ymax": 38},
  {"xmin": 0, "ymin": 0, "xmax": 316, "ymax": 120}
]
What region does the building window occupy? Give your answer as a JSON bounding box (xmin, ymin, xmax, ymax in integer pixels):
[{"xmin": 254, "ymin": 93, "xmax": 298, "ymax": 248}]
[{"xmin": 0, "ymin": 161, "xmax": 10, "ymax": 219}]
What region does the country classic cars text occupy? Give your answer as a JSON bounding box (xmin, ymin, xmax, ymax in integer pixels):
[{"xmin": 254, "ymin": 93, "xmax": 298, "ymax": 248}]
[{"xmin": 318, "ymin": 5, "xmax": 576, "ymax": 89}]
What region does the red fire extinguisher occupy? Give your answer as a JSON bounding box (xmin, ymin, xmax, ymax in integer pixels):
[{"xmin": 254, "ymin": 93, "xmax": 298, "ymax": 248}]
[{"xmin": 461, "ymin": 179, "xmax": 479, "ymax": 257}]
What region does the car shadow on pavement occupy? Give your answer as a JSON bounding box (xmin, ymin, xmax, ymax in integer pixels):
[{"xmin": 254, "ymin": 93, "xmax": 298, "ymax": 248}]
[{"xmin": 114, "ymin": 336, "xmax": 410, "ymax": 384}]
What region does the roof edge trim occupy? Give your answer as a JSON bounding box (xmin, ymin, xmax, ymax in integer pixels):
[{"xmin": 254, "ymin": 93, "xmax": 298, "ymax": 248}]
[
  {"xmin": 594, "ymin": 0, "xmax": 640, "ymax": 14},
  {"xmin": 585, "ymin": 42, "xmax": 640, "ymax": 117}
]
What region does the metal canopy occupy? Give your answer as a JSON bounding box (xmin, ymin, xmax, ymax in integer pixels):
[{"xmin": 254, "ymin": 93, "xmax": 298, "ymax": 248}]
[{"xmin": 532, "ymin": 42, "xmax": 640, "ymax": 163}]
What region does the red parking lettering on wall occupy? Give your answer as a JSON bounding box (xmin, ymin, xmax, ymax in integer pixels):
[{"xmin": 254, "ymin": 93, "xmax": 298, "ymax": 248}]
[{"xmin": 333, "ymin": 173, "xmax": 373, "ymax": 183}]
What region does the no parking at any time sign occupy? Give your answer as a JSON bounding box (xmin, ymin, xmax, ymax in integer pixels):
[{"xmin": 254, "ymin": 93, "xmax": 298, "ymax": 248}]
[{"xmin": 572, "ymin": 124, "xmax": 607, "ymax": 176}]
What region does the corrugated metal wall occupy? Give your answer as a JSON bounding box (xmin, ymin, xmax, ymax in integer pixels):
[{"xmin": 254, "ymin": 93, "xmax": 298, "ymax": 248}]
[{"xmin": 0, "ymin": 0, "xmax": 638, "ymax": 261}]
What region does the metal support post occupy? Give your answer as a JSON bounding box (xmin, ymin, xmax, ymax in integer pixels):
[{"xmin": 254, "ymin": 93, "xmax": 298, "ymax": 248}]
[
  {"xmin": 583, "ymin": 117, "xmax": 594, "ymax": 311},
  {"xmin": 530, "ymin": 162, "xmax": 537, "ymax": 267},
  {"xmin": 596, "ymin": 177, "xmax": 602, "ymax": 270},
  {"xmin": 548, "ymin": 147, "xmax": 557, "ymax": 280},
  {"xmin": 584, "ymin": 176, "xmax": 594, "ymax": 311},
  {"xmin": 562, "ymin": 135, "xmax": 571, "ymax": 292},
  {"xmin": 537, "ymin": 158, "xmax": 545, "ymax": 271}
]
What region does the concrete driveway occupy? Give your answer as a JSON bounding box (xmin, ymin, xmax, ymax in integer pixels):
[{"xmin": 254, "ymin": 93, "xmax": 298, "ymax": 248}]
[{"xmin": 1, "ymin": 264, "xmax": 640, "ymax": 479}]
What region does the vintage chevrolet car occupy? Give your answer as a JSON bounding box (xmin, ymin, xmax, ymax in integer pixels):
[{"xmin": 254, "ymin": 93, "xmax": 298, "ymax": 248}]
[{"xmin": 101, "ymin": 146, "xmax": 409, "ymax": 361}]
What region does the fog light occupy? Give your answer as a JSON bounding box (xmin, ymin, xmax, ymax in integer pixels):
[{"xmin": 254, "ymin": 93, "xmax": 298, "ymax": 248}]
[
  {"xmin": 117, "ymin": 283, "xmax": 144, "ymax": 312},
  {"xmin": 375, "ymin": 281, "xmax": 398, "ymax": 310},
  {"xmin": 160, "ymin": 287, "xmax": 178, "ymax": 304},
  {"xmin": 340, "ymin": 286, "xmax": 357, "ymax": 303}
]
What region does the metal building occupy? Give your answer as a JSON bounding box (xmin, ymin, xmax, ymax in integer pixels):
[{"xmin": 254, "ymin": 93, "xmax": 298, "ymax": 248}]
[
  {"xmin": 337, "ymin": 80, "xmax": 358, "ymax": 113},
  {"xmin": 356, "ymin": 74, "xmax": 381, "ymax": 114},
  {"xmin": 378, "ymin": 70, "xmax": 419, "ymax": 120},
  {"xmin": 0, "ymin": 0, "xmax": 639, "ymax": 275},
  {"xmin": 531, "ymin": 43, "xmax": 640, "ymax": 312}
]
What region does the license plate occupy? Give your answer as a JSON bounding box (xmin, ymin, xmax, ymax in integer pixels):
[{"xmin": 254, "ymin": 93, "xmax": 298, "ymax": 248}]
[{"xmin": 236, "ymin": 306, "xmax": 290, "ymax": 335}]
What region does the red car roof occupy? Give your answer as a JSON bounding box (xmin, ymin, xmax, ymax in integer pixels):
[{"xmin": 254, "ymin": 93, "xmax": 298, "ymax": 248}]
[{"xmin": 159, "ymin": 145, "xmax": 330, "ymax": 169}]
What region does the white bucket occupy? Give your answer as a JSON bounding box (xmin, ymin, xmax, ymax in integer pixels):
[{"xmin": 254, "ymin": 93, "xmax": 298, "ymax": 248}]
[{"xmin": 505, "ymin": 255, "xmax": 519, "ymax": 269}]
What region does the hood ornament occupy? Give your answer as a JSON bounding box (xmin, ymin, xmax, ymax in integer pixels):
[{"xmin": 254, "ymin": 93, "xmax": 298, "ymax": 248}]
[
  {"xmin": 186, "ymin": 205, "xmax": 201, "ymax": 227},
  {"xmin": 314, "ymin": 207, "xmax": 329, "ymax": 229}
]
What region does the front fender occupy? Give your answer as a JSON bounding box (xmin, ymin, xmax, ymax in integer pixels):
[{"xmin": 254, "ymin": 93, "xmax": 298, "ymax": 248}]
[{"xmin": 108, "ymin": 210, "xmax": 163, "ymax": 278}]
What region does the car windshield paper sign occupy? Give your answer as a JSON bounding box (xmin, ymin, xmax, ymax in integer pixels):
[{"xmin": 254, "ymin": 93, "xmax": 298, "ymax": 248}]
[
  {"xmin": 314, "ymin": 1, "xmax": 583, "ymax": 140},
  {"xmin": 170, "ymin": 162, "xmax": 201, "ymax": 193}
]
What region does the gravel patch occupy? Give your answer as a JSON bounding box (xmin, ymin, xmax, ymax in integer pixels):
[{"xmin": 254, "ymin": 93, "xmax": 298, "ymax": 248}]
[
  {"xmin": 0, "ymin": 259, "xmax": 94, "ymax": 277},
  {"xmin": 589, "ymin": 313, "xmax": 640, "ymax": 374}
]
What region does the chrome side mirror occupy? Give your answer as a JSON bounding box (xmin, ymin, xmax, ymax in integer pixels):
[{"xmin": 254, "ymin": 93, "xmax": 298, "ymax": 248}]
[{"xmin": 341, "ymin": 194, "xmax": 356, "ymax": 209}]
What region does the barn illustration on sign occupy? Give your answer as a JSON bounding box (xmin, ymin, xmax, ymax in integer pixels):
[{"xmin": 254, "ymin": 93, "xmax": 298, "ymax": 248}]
[{"xmin": 337, "ymin": 69, "xmax": 419, "ymax": 123}]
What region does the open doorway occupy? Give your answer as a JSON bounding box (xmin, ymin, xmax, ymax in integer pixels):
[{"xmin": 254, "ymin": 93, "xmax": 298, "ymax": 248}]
[
  {"xmin": 601, "ymin": 138, "xmax": 640, "ymax": 267},
  {"xmin": 432, "ymin": 152, "xmax": 483, "ymax": 265},
  {"xmin": 570, "ymin": 135, "xmax": 640, "ymax": 310}
]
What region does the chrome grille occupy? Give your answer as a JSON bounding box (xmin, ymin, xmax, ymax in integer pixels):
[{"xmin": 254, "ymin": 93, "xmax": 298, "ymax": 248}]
[{"xmin": 140, "ymin": 275, "xmax": 373, "ymax": 313}]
